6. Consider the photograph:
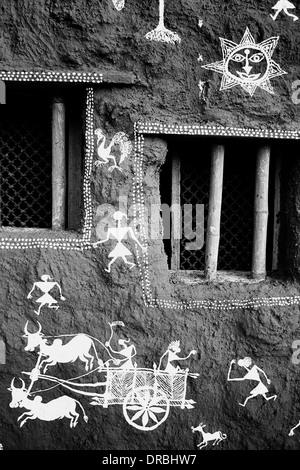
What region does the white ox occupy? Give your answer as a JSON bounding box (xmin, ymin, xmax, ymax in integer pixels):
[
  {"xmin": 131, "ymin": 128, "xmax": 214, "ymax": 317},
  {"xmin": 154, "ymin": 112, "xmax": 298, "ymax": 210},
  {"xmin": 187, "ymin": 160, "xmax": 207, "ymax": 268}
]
[
  {"xmin": 8, "ymin": 378, "xmax": 88, "ymax": 428},
  {"xmin": 23, "ymin": 322, "xmax": 102, "ymax": 373}
]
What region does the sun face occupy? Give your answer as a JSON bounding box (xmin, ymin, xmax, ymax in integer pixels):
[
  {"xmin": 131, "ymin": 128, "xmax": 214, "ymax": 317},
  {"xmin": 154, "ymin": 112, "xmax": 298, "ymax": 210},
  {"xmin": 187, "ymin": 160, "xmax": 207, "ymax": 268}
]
[{"xmin": 202, "ymin": 28, "xmax": 287, "ymax": 96}]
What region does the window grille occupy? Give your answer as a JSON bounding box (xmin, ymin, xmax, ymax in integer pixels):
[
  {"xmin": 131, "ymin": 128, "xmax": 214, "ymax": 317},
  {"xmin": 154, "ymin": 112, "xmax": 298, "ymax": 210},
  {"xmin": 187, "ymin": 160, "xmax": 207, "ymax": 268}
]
[
  {"xmin": 161, "ymin": 137, "xmax": 278, "ymax": 280},
  {"xmin": 180, "ymin": 146, "xmax": 210, "ymax": 270},
  {"xmin": 218, "ymin": 142, "xmax": 256, "ymax": 271},
  {"xmin": 0, "ymin": 85, "xmax": 84, "ymax": 231},
  {"xmin": 0, "ymin": 113, "xmax": 52, "ymax": 228}
]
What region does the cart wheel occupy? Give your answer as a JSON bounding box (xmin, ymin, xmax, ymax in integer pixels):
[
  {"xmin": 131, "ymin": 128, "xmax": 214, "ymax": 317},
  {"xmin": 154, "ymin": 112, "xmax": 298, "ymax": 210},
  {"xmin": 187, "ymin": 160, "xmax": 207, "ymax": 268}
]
[{"xmin": 123, "ymin": 386, "xmax": 170, "ymax": 431}]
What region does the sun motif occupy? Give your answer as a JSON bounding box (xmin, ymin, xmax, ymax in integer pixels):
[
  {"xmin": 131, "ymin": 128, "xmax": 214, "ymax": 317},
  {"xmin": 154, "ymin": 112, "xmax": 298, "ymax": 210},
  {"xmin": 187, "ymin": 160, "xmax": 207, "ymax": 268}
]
[{"xmin": 202, "ymin": 28, "xmax": 287, "ymax": 96}]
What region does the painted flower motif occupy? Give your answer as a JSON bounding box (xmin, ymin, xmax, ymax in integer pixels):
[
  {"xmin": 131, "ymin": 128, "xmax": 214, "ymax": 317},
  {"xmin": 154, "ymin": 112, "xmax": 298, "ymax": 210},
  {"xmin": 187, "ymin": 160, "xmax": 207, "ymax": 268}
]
[{"xmin": 126, "ymin": 390, "xmax": 167, "ymax": 427}]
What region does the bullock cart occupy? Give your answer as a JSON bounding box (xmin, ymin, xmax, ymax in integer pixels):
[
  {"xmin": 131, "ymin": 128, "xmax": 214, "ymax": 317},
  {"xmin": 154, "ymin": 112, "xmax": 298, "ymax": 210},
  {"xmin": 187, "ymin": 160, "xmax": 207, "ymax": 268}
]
[{"xmin": 28, "ymin": 364, "xmax": 198, "ymax": 431}]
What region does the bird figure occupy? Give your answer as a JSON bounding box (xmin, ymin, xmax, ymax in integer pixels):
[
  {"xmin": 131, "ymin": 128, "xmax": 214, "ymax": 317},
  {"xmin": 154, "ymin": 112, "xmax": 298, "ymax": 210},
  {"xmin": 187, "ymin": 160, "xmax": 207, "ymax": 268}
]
[{"xmin": 94, "ymin": 128, "xmax": 132, "ymax": 173}]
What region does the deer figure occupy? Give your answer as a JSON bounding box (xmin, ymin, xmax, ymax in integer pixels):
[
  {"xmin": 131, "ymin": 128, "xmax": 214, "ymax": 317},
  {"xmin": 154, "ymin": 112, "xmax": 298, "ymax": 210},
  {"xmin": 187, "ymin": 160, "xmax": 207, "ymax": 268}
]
[{"xmin": 191, "ymin": 423, "xmax": 227, "ymax": 450}]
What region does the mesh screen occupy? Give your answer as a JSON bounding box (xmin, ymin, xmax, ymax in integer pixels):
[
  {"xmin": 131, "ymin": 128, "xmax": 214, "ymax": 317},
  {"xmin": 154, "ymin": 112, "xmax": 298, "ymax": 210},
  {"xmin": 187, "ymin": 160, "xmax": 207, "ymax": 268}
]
[
  {"xmin": 179, "ymin": 139, "xmax": 256, "ymax": 271},
  {"xmin": 219, "ymin": 144, "xmax": 256, "ymax": 271},
  {"xmin": 0, "ymin": 93, "xmax": 52, "ymax": 228},
  {"xmin": 180, "ymin": 144, "xmax": 210, "ymax": 270}
]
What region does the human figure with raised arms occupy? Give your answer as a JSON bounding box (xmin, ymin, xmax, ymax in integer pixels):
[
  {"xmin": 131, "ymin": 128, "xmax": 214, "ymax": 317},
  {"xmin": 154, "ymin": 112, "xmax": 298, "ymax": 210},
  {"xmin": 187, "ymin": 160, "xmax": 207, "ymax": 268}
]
[
  {"xmin": 27, "ymin": 275, "xmax": 66, "ymax": 316},
  {"xmin": 92, "ymin": 211, "xmax": 146, "ymax": 273},
  {"xmin": 227, "ymin": 357, "xmax": 277, "ymax": 407},
  {"xmin": 270, "ymin": 1, "xmax": 298, "ymax": 21}
]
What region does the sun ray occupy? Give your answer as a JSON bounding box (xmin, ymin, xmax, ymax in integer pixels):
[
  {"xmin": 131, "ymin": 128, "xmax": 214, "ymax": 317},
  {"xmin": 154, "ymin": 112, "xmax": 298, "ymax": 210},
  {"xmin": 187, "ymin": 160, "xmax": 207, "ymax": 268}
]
[{"xmin": 202, "ymin": 28, "xmax": 287, "ymax": 96}]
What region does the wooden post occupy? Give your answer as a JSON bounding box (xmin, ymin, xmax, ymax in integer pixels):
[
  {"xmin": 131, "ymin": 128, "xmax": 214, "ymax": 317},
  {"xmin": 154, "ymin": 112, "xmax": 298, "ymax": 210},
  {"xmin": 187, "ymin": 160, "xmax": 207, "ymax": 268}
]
[
  {"xmin": 205, "ymin": 145, "xmax": 224, "ymax": 280},
  {"xmin": 68, "ymin": 100, "xmax": 83, "ymax": 230},
  {"xmin": 252, "ymin": 146, "xmax": 270, "ymax": 279},
  {"xmin": 171, "ymin": 155, "xmax": 181, "ymax": 270},
  {"xmin": 272, "ymin": 156, "xmax": 282, "ymax": 271},
  {"xmin": 52, "ymin": 95, "xmax": 66, "ymax": 230}
]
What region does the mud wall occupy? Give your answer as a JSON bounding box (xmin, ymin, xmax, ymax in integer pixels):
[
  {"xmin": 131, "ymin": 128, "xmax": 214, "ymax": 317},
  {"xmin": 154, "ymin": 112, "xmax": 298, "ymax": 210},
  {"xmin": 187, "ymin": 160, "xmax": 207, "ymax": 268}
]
[{"xmin": 1, "ymin": 0, "xmax": 300, "ymax": 451}]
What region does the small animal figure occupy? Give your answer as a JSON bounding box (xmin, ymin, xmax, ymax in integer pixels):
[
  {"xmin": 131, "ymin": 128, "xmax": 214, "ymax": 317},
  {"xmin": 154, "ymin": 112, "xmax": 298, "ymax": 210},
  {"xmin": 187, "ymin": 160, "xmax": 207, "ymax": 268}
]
[{"xmin": 191, "ymin": 423, "xmax": 227, "ymax": 450}]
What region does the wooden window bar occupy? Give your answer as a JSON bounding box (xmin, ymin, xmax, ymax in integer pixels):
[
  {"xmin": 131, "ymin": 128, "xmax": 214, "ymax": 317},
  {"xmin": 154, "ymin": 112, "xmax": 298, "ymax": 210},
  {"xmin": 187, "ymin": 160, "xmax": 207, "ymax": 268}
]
[
  {"xmin": 170, "ymin": 143, "xmax": 272, "ymax": 280},
  {"xmin": 252, "ymin": 146, "xmax": 270, "ymax": 279},
  {"xmin": 205, "ymin": 144, "xmax": 225, "ymax": 281},
  {"xmin": 171, "ymin": 154, "xmax": 181, "ymax": 270},
  {"xmin": 52, "ymin": 94, "xmax": 66, "ymax": 230}
]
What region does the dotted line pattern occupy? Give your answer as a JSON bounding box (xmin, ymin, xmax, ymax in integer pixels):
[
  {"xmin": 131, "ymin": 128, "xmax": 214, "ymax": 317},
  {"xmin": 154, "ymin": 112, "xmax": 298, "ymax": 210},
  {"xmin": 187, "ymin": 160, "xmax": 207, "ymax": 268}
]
[
  {"xmin": 0, "ymin": 87, "xmax": 95, "ymax": 251},
  {"xmin": 133, "ymin": 121, "xmax": 300, "ymax": 310},
  {"xmin": 0, "ymin": 70, "xmax": 103, "ymax": 83}
]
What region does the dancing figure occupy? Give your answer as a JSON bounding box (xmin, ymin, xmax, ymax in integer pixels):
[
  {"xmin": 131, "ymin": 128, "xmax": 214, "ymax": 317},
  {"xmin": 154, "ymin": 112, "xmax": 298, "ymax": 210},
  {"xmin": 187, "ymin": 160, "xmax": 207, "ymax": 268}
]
[
  {"xmin": 270, "ymin": 1, "xmax": 298, "ymax": 21},
  {"xmin": 27, "ymin": 275, "xmax": 65, "ymax": 316},
  {"xmin": 93, "ymin": 211, "xmax": 146, "ymax": 273},
  {"xmin": 227, "ymin": 357, "xmax": 277, "ymax": 407}
]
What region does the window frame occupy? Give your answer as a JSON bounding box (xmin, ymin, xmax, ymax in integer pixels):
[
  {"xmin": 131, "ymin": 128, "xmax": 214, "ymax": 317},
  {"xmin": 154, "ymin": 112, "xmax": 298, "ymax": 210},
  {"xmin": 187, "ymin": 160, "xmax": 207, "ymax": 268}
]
[
  {"xmin": 168, "ymin": 140, "xmax": 280, "ymax": 281},
  {"xmin": 0, "ymin": 70, "xmax": 101, "ymax": 250},
  {"xmin": 133, "ymin": 121, "xmax": 300, "ymax": 309}
]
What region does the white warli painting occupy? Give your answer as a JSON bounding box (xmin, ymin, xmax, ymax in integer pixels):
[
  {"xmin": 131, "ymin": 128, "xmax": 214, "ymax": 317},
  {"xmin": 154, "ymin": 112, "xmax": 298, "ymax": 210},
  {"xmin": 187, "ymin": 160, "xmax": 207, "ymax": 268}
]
[
  {"xmin": 112, "ymin": 0, "xmax": 125, "ymax": 11},
  {"xmin": 202, "ymin": 27, "xmax": 287, "ymax": 96},
  {"xmin": 94, "ymin": 128, "xmax": 132, "ymax": 173},
  {"xmin": 92, "ymin": 210, "xmax": 147, "ymax": 272},
  {"xmin": 27, "ymin": 275, "xmax": 66, "ymax": 316},
  {"xmin": 191, "ymin": 423, "xmax": 227, "ymax": 449},
  {"xmin": 289, "ymin": 421, "xmax": 300, "ymax": 437},
  {"xmin": 134, "ymin": 122, "xmax": 300, "ymax": 310},
  {"xmin": 227, "ymin": 357, "xmax": 277, "ymax": 407},
  {"xmin": 198, "ymin": 80, "xmax": 207, "ymax": 102},
  {"xmin": 8, "ymin": 377, "xmax": 89, "ymax": 428},
  {"xmin": 10, "ymin": 321, "xmax": 199, "ymax": 431},
  {"xmin": 270, "ymin": 1, "xmax": 298, "ymax": 21},
  {"xmin": 145, "ymin": 0, "xmax": 181, "ymax": 44}
]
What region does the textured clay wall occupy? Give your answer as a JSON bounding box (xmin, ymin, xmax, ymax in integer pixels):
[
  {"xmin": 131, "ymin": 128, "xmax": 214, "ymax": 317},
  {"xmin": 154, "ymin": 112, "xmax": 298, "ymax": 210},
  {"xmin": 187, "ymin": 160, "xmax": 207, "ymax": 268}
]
[{"xmin": 1, "ymin": 0, "xmax": 300, "ymax": 451}]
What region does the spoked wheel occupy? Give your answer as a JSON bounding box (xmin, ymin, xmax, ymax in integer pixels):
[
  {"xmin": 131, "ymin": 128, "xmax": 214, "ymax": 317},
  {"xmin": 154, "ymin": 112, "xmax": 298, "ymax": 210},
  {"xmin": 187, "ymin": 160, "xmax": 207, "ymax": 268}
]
[{"xmin": 123, "ymin": 386, "xmax": 170, "ymax": 431}]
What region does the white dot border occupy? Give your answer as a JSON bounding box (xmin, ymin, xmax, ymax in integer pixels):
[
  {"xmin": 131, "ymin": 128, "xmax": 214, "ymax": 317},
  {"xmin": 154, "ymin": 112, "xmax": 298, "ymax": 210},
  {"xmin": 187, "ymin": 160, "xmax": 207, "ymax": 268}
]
[
  {"xmin": 0, "ymin": 70, "xmax": 103, "ymax": 83},
  {"xmin": 0, "ymin": 86, "xmax": 95, "ymax": 251},
  {"xmin": 133, "ymin": 121, "xmax": 300, "ymax": 310}
]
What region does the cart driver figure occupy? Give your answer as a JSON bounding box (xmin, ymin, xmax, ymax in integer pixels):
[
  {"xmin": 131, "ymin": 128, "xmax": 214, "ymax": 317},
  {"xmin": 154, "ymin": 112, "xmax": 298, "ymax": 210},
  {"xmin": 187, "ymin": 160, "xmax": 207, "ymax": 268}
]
[{"xmin": 158, "ymin": 341, "xmax": 197, "ymax": 374}]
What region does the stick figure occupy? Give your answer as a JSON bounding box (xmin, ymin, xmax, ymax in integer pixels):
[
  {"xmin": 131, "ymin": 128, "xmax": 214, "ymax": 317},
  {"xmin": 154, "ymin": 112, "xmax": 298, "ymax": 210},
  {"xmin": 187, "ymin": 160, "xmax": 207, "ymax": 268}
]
[
  {"xmin": 104, "ymin": 321, "xmax": 137, "ymax": 369},
  {"xmin": 27, "ymin": 275, "xmax": 66, "ymax": 316},
  {"xmin": 227, "ymin": 357, "xmax": 277, "ymax": 407},
  {"xmin": 105, "ymin": 338, "xmax": 137, "ymax": 369},
  {"xmin": 270, "ymin": 1, "xmax": 299, "ymax": 21},
  {"xmin": 92, "ymin": 211, "xmax": 146, "ymax": 273},
  {"xmin": 289, "ymin": 421, "xmax": 300, "ymax": 437},
  {"xmin": 158, "ymin": 341, "xmax": 197, "ymax": 374}
]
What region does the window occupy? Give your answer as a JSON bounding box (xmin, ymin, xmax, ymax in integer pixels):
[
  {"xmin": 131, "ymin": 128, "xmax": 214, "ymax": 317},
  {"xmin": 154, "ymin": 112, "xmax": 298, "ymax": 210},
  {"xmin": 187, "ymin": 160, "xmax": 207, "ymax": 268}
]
[
  {"xmin": 0, "ymin": 84, "xmax": 85, "ymax": 231},
  {"xmin": 160, "ymin": 135, "xmax": 283, "ymax": 281}
]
